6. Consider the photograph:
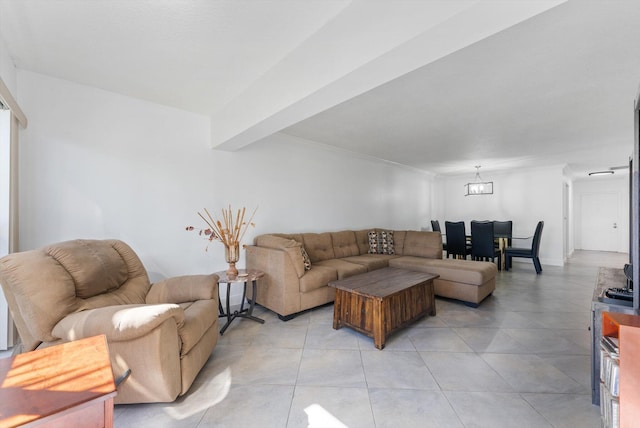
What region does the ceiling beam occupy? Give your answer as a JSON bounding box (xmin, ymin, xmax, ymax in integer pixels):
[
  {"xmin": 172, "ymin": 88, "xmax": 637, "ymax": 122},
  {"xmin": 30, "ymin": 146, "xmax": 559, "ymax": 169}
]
[{"xmin": 210, "ymin": 0, "xmax": 566, "ymax": 151}]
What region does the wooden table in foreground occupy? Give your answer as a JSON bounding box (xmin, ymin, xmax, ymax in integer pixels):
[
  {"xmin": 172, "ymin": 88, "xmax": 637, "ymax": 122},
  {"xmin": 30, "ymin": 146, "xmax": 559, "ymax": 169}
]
[
  {"xmin": 329, "ymin": 267, "xmax": 438, "ymax": 349},
  {"xmin": 0, "ymin": 335, "xmax": 117, "ymax": 428}
]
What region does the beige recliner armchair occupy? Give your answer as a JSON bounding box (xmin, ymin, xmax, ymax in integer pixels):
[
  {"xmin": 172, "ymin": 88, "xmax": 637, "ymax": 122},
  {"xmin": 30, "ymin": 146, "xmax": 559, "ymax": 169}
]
[{"xmin": 0, "ymin": 239, "xmax": 219, "ymax": 404}]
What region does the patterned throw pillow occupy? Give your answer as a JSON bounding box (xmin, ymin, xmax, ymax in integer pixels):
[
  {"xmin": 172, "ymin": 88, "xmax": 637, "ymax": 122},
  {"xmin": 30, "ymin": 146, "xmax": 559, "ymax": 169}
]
[
  {"xmin": 377, "ymin": 230, "xmax": 395, "ymax": 254},
  {"xmin": 368, "ymin": 230, "xmax": 378, "ymax": 254},
  {"xmin": 367, "ymin": 230, "xmax": 395, "ymax": 255},
  {"xmin": 301, "ymin": 246, "xmax": 312, "ymax": 271}
]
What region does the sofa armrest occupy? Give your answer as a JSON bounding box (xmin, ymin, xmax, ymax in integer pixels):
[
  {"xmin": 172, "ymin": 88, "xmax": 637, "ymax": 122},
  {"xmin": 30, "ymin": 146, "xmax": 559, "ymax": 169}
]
[
  {"xmin": 146, "ymin": 274, "xmax": 219, "ymax": 305},
  {"xmin": 246, "ymin": 245, "xmax": 303, "ymax": 316},
  {"xmin": 52, "ymin": 303, "xmax": 185, "ymax": 343}
]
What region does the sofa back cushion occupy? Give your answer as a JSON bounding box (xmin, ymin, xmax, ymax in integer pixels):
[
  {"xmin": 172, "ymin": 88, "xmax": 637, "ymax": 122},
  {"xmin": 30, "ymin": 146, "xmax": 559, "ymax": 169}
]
[
  {"xmin": 255, "ymin": 234, "xmax": 306, "ymax": 277},
  {"xmin": 392, "ymin": 230, "xmax": 407, "ymax": 256},
  {"xmin": 331, "ymin": 231, "xmax": 360, "ymax": 258},
  {"xmin": 273, "ymin": 233, "xmax": 304, "ymax": 245},
  {"xmin": 302, "ymin": 233, "xmax": 336, "ymax": 262},
  {"xmin": 355, "ymin": 230, "xmax": 371, "ymax": 255},
  {"xmin": 73, "ymin": 240, "xmax": 151, "ymax": 310},
  {"xmin": 48, "ymin": 240, "xmax": 129, "ymax": 298},
  {"xmin": 402, "ymin": 231, "xmax": 443, "ymax": 259}
]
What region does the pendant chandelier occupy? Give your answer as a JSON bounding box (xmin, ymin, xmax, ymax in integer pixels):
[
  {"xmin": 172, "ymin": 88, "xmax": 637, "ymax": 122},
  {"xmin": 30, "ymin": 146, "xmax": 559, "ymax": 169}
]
[{"xmin": 464, "ymin": 165, "xmax": 493, "ymax": 196}]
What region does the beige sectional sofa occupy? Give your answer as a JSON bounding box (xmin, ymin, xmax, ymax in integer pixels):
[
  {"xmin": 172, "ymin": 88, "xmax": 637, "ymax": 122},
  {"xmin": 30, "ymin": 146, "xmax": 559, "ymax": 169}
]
[{"xmin": 246, "ymin": 229, "xmax": 497, "ymax": 320}]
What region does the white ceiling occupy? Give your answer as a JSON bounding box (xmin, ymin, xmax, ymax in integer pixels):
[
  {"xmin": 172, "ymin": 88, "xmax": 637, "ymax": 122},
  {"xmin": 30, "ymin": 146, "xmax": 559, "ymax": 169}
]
[{"xmin": 1, "ymin": 0, "xmax": 638, "ymax": 178}]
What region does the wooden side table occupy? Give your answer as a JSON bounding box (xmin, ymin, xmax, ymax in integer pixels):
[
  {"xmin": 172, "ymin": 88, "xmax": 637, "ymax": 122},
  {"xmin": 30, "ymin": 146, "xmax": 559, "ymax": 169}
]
[
  {"xmin": 216, "ymin": 269, "xmax": 265, "ymax": 335},
  {"xmin": 0, "ymin": 334, "xmax": 117, "ymax": 427}
]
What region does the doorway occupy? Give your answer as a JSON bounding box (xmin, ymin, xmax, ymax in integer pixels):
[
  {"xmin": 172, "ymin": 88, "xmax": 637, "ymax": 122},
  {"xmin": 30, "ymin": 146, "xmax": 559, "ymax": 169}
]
[{"xmin": 580, "ymin": 192, "xmax": 620, "ymax": 252}]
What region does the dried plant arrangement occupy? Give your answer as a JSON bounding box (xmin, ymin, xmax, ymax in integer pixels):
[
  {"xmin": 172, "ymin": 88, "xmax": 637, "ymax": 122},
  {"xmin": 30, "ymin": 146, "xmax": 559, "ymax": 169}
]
[{"xmin": 186, "ymin": 205, "xmax": 257, "ymax": 276}]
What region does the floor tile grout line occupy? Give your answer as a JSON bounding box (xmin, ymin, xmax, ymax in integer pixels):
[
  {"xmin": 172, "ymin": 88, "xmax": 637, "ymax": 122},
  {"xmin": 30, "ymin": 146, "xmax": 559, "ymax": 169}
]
[{"xmin": 518, "ymin": 392, "xmax": 557, "ymax": 428}]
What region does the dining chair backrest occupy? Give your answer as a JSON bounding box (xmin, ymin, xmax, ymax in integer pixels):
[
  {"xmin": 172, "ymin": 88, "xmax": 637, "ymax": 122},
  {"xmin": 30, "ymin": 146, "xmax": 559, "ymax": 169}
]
[
  {"xmin": 445, "ymin": 221, "xmax": 467, "ymax": 257},
  {"xmin": 471, "ymin": 220, "xmax": 495, "ymax": 258},
  {"xmin": 431, "ymin": 220, "xmax": 441, "ymax": 233},
  {"xmin": 493, "ymin": 220, "xmax": 512, "ymax": 237},
  {"xmin": 504, "ymin": 220, "xmax": 544, "ymax": 273},
  {"xmin": 494, "ymin": 220, "xmax": 513, "ymax": 245},
  {"xmin": 532, "ymin": 221, "xmax": 544, "ymax": 256}
]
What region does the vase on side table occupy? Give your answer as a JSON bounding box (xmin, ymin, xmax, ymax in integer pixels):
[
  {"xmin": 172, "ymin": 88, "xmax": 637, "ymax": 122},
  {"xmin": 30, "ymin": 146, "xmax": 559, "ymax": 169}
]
[{"xmin": 225, "ymin": 243, "xmax": 240, "ymax": 277}]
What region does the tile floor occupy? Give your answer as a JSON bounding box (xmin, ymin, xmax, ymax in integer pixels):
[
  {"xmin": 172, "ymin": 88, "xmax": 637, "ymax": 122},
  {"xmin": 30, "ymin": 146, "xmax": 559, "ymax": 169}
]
[{"xmin": 110, "ymin": 251, "xmax": 625, "ymax": 426}]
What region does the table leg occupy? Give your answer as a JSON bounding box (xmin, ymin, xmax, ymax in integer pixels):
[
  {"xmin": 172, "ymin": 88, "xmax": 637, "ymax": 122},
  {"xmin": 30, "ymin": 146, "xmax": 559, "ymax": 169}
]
[
  {"xmin": 332, "ymin": 290, "xmax": 342, "ymax": 330},
  {"xmin": 218, "ymin": 295, "xmax": 225, "ymax": 317},
  {"xmin": 372, "ymin": 300, "xmax": 385, "ymax": 350},
  {"xmin": 248, "ymin": 279, "xmax": 257, "ymax": 316},
  {"xmin": 427, "ymin": 281, "xmax": 436, "ymax": 316},
  {"xmin": 219, "ymin": 280, "xmax": 265, "ymax": 335},
  {"xmin": 239, "ymin": 280, "xmax": 264, "ymax": 324},
  {"xmin": 499, "ymin": 237, "xmax": 506, "ymax": 271},
  {"xmin": 239, "ymin": 280, "xmax": 247, "ymax": 313},
  {"xmin": 219, "ymin": 282, "xmax": 234, "ymax": 335}
]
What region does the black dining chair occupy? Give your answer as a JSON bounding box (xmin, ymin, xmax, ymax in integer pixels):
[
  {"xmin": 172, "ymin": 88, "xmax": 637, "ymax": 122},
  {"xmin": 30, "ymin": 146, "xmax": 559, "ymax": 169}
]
[
  {"xmin": 505, "ymin": 221, "xmax": 544, "ymax": 274},
  {"xmin": 445, "ymin": 221, "xmax": 471, "ymax": 259},
  {"xmin": 471, "ymin": 220, "xmax": 502, "ymax": 270},
  {"xmin": 431, "ymin": 220, "xmax": 447, "ymax": 253},
  {"xmin": 493, "ymin": 220, "xmax": 513, "ymax": 247}
]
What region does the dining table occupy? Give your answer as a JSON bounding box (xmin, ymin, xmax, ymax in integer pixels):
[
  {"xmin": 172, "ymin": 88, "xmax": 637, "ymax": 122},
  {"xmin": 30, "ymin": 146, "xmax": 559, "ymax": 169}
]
[{"xmin": 441, "ymin": 230, "xmax": 531, "ymax": 270}]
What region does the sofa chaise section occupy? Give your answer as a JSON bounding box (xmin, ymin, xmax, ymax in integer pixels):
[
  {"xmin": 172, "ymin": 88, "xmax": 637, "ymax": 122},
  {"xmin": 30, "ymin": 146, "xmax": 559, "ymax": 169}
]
[{"xmin": 389, "ymin": 257, "xmax": 496, "ymax": 308}]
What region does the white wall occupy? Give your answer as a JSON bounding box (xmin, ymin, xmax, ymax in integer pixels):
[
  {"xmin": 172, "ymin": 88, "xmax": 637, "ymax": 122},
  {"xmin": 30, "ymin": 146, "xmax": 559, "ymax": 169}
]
[
  {"xmin": 13, "ymin": 69, "xmax": 629, "ymax": 310},
  {"xmin": 16, "ymin": 71, "xmax": 432, "ymax": 285},
  {"xmin": 433, "ymin": 165, "xmax": 565, "ymax": 266},
  {"xmin": 573, "ymin": 175, "xmax": 629, "ymax": 253}
]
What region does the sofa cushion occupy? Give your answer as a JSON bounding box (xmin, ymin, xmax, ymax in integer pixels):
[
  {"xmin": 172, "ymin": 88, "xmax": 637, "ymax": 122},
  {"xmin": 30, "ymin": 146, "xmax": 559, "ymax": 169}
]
[
  {"xmin": 178, "ymin": 300, "xmax": 217, "ymax": 355},
  {"xmin": 52, "ymin": 303, "xmax": 185, "ymax": 343},
  {"xmin": 392, "ymin": 230, "xmax": 407, "ymax": 256},
  {"xmin": 331, "ymin": 231, "xmax": 360, "ymax": 258},
  {"xmin": 299, "ymin": 265, "xmax": 338, "ymax": 293},
  {"xmin": 269, "ymin": 233, "xmax": 311, "ymax": 271},
  {"xmin": 314, "ymin": 259, "xmax": 368, "ymax": 279},
  {"xmin": 146, "ymin": 274, "xmax": 218, "ymax": 304},
  {"xmin": 368, "ymin": 230, "xmax": 395, "ymax": 254},
  {"xmin": 341, "ymin": 254, "xmax": 396, "ymax": 271},
  {"xmin": 273, "ymin": 233, "xmax": 304, "ymax": 245},
  {"xmin": 355, "ymin": 229, "xmax": 371, "ymax": 254},
  {"xmin": 255, "ymin": 234, "xmax": 306, "ymax": 277},
  {"xmin": 47, "ymin": 240, "xmax": 129, "ymax": 299},
  {"xmin": 401, "ymin": 231, "xmax": 443, "ymax": 259},
  {"xmin": 302, "ymin": 233, "xmax": 336, "ymax": 262},
  {"xmin": 389, "ymin": 257, "xmax": 496, "ymax": 285}
]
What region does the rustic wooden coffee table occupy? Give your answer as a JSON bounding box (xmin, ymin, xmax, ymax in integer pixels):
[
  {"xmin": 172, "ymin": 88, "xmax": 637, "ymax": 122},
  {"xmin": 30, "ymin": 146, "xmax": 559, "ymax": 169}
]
[{"xmin": 329, "ymin": 267, "xmax": 438, "ymax": 349}]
